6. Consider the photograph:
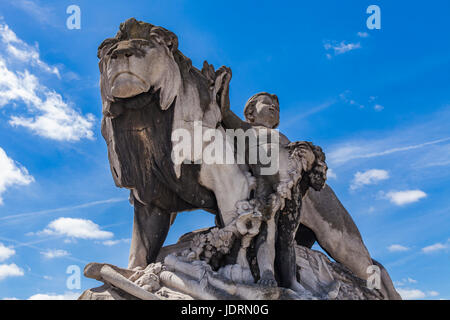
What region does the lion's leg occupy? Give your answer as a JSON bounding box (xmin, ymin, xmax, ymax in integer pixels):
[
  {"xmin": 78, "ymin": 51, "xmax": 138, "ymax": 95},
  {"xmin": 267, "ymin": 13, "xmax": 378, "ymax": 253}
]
[
  {"xmin": 299, "ymin": 185, "xmax": 401, "ymax": 299},
  {"xmin": 299, "ymin": 185, "xmax": 373, "ymax": 280},
  {"xmin": 372, "ymin": 259, "xmax": 402, "ymax": 300},
  {"xmin": 199, "ymin": 163, "xmax": 250, "ymax": 226},
  {"xmin": 128, "ymin": 201, "xmax": 171, "ymax": 269}
]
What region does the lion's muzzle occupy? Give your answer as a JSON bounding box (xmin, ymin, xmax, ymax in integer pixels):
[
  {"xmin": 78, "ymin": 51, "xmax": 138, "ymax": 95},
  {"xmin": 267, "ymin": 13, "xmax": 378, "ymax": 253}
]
[{"xmin": 110, "ymin": 72, "xmax": 148, "ymax": 98}]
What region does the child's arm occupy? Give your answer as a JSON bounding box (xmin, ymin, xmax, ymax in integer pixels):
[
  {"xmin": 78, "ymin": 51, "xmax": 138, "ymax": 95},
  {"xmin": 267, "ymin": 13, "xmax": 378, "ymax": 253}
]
[
  {"xmin": 222, "ymin": 108, "xmax": 252, "ymax": 130},
  {"xmin": 215, "ymin": 66, "xmax": 252, "ymax": 131}
]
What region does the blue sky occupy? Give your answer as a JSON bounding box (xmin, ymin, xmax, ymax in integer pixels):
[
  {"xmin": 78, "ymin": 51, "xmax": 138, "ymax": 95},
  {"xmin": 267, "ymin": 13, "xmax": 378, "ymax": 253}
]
[{"xmin": 0, "ymin": 0, "xmax": 449, "ymax": 300}]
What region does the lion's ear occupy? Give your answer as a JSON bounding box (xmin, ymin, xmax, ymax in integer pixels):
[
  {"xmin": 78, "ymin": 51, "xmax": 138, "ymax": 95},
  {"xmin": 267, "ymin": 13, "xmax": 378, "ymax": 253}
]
[
  {"xmin": 201, "ymin": 61, "xmax": 215, "ymax": 85},
  {"xmin": 150, "ymin": 27, "xmax": 178, "ymax": 52}
]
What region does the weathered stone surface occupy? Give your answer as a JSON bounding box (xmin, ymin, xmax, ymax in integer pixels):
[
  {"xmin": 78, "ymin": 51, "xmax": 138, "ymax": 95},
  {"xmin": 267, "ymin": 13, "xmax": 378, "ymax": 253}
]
[
  {"xmin": 87, "ymin": 17, "xmax": 401, "ymax": 300},
  {"xmin": 79, "ymin": 283, "xmax": 193, "ymax": 300},
  {"xmin": 295, "ymin": 246, "xmax": 383, "ymax": 300},
  {"xmin": 99, "ymin": 17, "xmax": 257, "ymax": 272},
  {"xmin": 80, "ymin": 233, "xmax": 382, "ymax": 300}
]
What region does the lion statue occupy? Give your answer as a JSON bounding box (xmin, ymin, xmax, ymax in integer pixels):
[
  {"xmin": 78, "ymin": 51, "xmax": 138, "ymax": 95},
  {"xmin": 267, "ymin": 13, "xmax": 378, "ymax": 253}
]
[
  {"xmin": 98, "ymin": 18, "xmax": 400, "ymax": 300},
  {"xmin": 99, "ymin": 18, "xmax": 259, "ymax": 269}
]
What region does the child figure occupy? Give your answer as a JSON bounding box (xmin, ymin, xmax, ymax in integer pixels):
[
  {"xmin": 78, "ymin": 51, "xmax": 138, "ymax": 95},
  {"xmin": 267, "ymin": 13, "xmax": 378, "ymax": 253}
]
[{"xmin": 216, "ymin": 67, "xmax": 327, "ymax": 292}]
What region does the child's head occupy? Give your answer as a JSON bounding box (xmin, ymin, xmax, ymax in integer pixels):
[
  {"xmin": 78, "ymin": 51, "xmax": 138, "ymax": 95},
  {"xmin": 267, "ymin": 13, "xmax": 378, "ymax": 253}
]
[{"xmin": 244, "ymin": 93, "xmax": 279, "ymax": 129}]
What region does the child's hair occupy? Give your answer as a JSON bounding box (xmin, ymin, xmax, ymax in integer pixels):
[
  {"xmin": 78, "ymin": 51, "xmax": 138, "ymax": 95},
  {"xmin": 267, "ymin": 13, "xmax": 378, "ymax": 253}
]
[{"xmin": 243, "ymin": 92, "xmax": 279, "ymax": 128}]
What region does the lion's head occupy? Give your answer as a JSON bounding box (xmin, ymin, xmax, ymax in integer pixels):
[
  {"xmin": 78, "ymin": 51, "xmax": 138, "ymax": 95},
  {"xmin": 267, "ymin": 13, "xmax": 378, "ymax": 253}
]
[{"xmin": 98, "ymin": 18, "xmax": 184, "ymax": 116}]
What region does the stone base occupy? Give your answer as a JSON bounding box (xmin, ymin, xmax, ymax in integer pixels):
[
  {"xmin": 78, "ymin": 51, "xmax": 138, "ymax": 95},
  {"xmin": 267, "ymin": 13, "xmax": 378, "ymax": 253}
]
[
  {"xmin": 79, "ymin": 283, "xmax": 193, "ymax": 300},
  {"xmin": 79, "ymin": 230, "xmax": 383, "ymax": 300}
]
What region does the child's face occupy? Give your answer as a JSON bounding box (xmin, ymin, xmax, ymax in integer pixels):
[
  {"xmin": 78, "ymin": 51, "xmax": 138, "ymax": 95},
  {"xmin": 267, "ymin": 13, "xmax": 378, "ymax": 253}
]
[{"xmin": 252, "ymin": 95, "xmax": 279, "ymax": 128}]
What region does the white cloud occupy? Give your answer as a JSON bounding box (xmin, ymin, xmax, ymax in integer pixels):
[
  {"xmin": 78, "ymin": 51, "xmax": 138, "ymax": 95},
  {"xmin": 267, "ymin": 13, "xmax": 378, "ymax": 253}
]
[
  {"xmin": 422, "ymin": 242, "xmax": 448, "ymax": 254},
  {"xmin": 102, "ymin": 240, "xmax": 120, "ymax": 246},
  {"xmin": 0, "ymin": 22, "xmax": 59, "ymax": 76},
  {"xmin": 338, "ymin": 91, "xmax": 365, "ymax": 109},
  {"xmin": 0, "ymin": 243, "xmax": 15, "ymax": 262},
  {"xmin": 1, "ymin": 197, "xmax": 127, "ymax": 222},
  {"xmin": 327, "ymin": 168, "xmax": 337, "ymax": 179},
  {"xmin": 7, "ymin": 89, "xmax": 96, "ymax": 141},
  {"xmin": 394, "ymin": 278, "xmax": 439, "ymax": 299},
  {"xmin": 388, "ymin": 244, "xmax": 410, "ymax": 252},
  {"xmin": 101, "ymin": 238, "xmax": 130, "ymax": 246},
  {"xmin": 327, "ymin": 145, "xmax": 364, "ymax": 165},
  {"xmin": 407, "ymin": 278, "xmax": 418, "ymax": 284},
  {"xmin": 350, "ymin": 169, "xmax": 389, "ymax": 190},
  {"xmin": 0, "ymin": 22, "xmax": 95, "ymax": 141},
  {"xmin": 374, "ymin": 104, "xmax": 384, "ymax": 111},
  {"xmin": 324, "ymin": 41, "xmax": 361, "ymax": 57},
  {"xmin": 357, "ymin": 31, "xmax": 369, "ymax": 38},
  {"xmin": 327, "ymin": 137, "xmax": 450, "ymax": 166},
  {"xmin": 28, "ymin": 292, "xmax": 80, "ymax": 300},
  {"xmin": 40, "ymin": 249, "xmax": 69, "ymax": 259},
  {"xmin": 0, "ymin": 147, "xmax": 34, "ymax": 205},
  {"xmin": 0, "ymin": 263, "xmax": 24, "ymax": 280},
  {"xmin": 428, "ymin": 291, "xmax": 439, "ymax": 297},
  {"xmin": 40, "ymin": 217, "xmax": 113, "ymax": 240},
  {"xmin": 397, "ymin": 288, "xmax": 426, "ymax": 300},
  {"xmin": 386, "ymin": 190, "xmax": 427, "ymax": 206},
  {"xmin": 395, "ymin": 277, "xmax": 418, "ymax": 287},
  {"xmin": 282, "ymin": 100, "xmax": 337, "ymax": 128},
  {"xmin": 9, "ymin": 0, "xmax": 55, "ymax": 26},
  {"xmin": 397, "ymin": 288, "xmax": 440, "ymax": 300}
]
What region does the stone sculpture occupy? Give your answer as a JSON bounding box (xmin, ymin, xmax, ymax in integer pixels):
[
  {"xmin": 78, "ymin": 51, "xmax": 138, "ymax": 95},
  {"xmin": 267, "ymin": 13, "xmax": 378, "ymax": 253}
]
[
  {"xmin": 217, "ymin": 67, "xmax": 328, "ymax": 291},
  {"xmin": 80, "ymin": 18, "xmax": 401, "ymax": 300}
]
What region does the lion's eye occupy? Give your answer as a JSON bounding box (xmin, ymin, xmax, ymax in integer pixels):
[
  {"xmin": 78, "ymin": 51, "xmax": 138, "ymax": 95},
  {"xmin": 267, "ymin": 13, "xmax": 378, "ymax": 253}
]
[{"xmin": 106, "ymin": 44, "xmax": 118, "ymax": 57}]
